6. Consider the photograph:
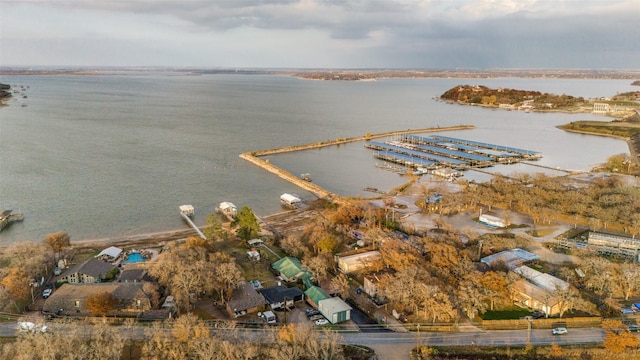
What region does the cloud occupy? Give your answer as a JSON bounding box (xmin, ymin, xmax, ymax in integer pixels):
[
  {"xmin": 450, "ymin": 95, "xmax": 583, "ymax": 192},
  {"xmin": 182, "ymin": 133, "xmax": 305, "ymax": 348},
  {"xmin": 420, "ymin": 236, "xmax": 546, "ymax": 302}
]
[{"xmin": 2, "ymin": 0, "xmax": 638, "ymax": 68}]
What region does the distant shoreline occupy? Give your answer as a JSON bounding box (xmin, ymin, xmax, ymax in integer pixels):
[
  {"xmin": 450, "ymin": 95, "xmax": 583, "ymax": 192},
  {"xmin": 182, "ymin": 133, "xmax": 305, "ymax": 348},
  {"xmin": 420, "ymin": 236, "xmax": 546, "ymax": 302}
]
[{"xmin": 1, "ymin": 67, "xmax": 639, "ymax": 80}]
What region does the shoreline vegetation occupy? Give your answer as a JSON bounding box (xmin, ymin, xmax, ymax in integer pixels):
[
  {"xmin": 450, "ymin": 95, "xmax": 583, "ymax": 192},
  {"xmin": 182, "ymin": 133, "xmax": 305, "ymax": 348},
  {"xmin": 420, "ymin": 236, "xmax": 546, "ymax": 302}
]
[{"xmin": 438, "ymin": 84, "xmax": 640, "ymax": 163}]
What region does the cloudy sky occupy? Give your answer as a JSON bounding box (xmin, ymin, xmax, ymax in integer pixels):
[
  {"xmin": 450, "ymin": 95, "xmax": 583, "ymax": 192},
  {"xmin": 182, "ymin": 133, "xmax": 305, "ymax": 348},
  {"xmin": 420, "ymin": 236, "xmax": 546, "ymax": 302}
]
[{"xmin": 1, "ymin": 0, "xmax": 638, "ymax": 69}]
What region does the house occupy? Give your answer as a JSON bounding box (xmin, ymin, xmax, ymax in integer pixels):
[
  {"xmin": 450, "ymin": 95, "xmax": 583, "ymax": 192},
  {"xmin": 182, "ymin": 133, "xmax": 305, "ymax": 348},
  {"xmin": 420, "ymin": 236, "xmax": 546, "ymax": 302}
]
[
  {"xmin": 512, "ymin": 266, "xmax": 571, "ymax": 316},
  {"xmin": 259, "ymin": 285, "xmax": 304, "ymax": 310},
  {"xmin": 318, "ymin": 297, "xmax": 352, "ymax": 324},
  {"xmin": 479, "ymin": 213, "xmax": 508, "ymax": 228},
  {"xmin": 336, "ymin": 250, "xmax": 381, "ymax": 274},
  {"xmin": 280, "ymin": 193, "xmax": 301, "ymax": 208},
  {"xmin": 226, "ymin": 282, "xmax": 266, "ymax": 318},
  {"xmin": 95, "ymin": 246, "xmax": 122, "ymax": 261},
  {"xmin": 58, "ymin": 258, "xmax": 117, "ymax": 284},
  {"xmin": 363, "ymin": 269, "xmax": 395, "ymax": 303},
  {"xmin": 42, "ymin": 283, "xmax": 152, "ymax": 317},
  {"xmin": 513, "ymin": 280, "xmax": 564, "ymax": 316},
  {"xmin": 118, "ymin": 268, "xmax": 150, "ymax": 283},
  {"xmin": 304, "ymin": 285, "xmax": 330, "ymax": 309},
  {"xmin": 217, "ymin": 202, "xmax": 237, "ymax": 219},
  {"xmin": 271, "ymin": 257, "xmax": 313, "ymax": 286}
]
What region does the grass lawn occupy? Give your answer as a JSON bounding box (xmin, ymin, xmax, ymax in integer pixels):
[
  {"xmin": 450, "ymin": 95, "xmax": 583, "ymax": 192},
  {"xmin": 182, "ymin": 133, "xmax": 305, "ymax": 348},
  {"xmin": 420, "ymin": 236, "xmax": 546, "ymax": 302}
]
[{"xmin": 480, "ymin": 307, "xmax": 531, "ymax": 320}]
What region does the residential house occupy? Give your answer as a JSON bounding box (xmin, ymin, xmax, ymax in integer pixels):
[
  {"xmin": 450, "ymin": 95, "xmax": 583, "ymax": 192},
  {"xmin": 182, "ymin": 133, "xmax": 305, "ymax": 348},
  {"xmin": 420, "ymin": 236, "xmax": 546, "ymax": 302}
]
[
  {"xmin": 42, "ymin": 283, "xmax": 152, "ymax": 317},
  {"xmin": 226, "ymin": 282, "xmax": 266, "ymax": 318},
  {"xmin": 363, "ymin": 269, "xmax": 395, "ymax": 303},
  {"xmin": 512, "ymin": 266, "xmax": 571, "ymax": 316},
  {"xmin": 304, "ymin": 285, "xmax": 330, "ymax": 309},
  {"xmin": 336, "ymin": 250, "xmax": 381, "ymax": 274},
  {"xmin": 271, "ymin": 257, "xmax": 313, "ymax": 286},
  {"xmin": 118, "ymin": 268, "xmax": 150, "ymax": 283},
  {"xmin": 58, "ymin": 258, "xmax": 117, "ymax": 284},
  {"xmin": 318, "ymin": 297, "xmax": 352, "ymax": 324},
  {"xmin": 259, "ymin": 285, "xmax": 304, "ymax": 310}
]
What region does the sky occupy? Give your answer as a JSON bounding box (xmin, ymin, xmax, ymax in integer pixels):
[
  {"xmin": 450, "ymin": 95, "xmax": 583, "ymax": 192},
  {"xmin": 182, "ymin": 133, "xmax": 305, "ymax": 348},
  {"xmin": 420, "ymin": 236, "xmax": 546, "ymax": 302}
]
[{"xmin": 1, "ymin": 0, "xmax": 639, "ymax": 69}]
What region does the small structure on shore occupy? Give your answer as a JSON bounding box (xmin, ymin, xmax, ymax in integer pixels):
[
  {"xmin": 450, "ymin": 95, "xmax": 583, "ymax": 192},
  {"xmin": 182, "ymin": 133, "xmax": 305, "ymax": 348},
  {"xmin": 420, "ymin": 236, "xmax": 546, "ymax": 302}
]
[
  {"xmin": 179, "ymin": 205, "xmax": 195, "ymax": 218},
  {"xmin": 216, "ymin": 201, "xmax": 237, "ymax": 219},
  {"xmin": 479, "ymin": 213, "xmax": 508, "ymax": 228},
  {"xmin": 280, "ymin": 193, "xmax": 302, "ymax": 208}
]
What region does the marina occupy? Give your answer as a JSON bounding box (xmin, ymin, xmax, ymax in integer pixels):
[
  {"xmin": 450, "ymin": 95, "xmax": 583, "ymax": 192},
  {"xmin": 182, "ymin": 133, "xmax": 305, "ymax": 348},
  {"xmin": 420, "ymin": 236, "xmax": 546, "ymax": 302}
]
[{"xmin": 365, "ymin": 134, "xmax": 542, "ymax": 176}]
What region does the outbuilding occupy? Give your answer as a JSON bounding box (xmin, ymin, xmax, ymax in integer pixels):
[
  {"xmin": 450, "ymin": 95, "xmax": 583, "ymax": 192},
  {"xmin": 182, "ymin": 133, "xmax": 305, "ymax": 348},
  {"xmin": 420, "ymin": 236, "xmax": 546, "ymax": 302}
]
[{"xmin": 318, "ymin": 297, "xmax": 352, "ymax": 324}]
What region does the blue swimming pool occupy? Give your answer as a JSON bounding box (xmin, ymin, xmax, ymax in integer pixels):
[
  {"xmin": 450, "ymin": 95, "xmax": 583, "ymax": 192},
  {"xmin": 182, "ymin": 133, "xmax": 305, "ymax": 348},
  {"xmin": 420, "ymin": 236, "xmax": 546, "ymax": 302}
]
[{"xmin": 123, "ymin": 253, "xmax": 146, "ymax": 264}]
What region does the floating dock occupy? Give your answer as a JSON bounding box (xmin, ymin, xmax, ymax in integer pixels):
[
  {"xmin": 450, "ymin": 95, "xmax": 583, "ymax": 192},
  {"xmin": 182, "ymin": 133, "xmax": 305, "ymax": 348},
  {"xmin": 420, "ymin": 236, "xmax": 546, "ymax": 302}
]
[{"xmin": 366, "ymin": 134, "xmax": 542, "ymax": 175}]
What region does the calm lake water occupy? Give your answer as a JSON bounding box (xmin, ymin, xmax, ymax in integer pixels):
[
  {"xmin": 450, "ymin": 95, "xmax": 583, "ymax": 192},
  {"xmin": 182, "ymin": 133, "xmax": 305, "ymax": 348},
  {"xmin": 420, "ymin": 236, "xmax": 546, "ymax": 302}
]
[{"xmin": 0, "ymin": 73, "xmax": 634, "ymax": 245}]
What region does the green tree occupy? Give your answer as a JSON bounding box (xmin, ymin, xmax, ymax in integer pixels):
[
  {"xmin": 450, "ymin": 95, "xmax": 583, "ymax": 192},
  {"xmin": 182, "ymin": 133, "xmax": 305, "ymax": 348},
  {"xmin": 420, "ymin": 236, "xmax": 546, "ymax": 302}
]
[
  {"xmin": 234, "ymin": 206, "xmax": 260, "ymax": 241},
  {"xmin": 203, "ymin": 213, "xmax": 226, "ymax": 241}
]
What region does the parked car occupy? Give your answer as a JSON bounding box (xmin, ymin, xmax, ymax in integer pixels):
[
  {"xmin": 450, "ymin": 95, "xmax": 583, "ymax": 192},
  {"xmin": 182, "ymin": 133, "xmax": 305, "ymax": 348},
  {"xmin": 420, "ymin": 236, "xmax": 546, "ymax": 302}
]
[
  {"xmin": 42, "ymin": 289, "xmax": 52, "ymax": 299},
  {"xmin": 315, "ymin": 319, "xmax": 329, "ymax": 326},
  {"xmin": 305, "ymin": 309, "xmax": 320, "ymax": 317},
  {"xmin": 552, "ymin": 327, "xmax": 568, "ymax": 335},
  {"xmin": 628, "ymin": 325, "xmax": 640, "ymax": 332},
  {"xmin": 621, "ymin": 308, "xmax": 636, "ymax": 315},
  {"xmin": 309, "ymin": 314, "xmax": 324, "ymax": 321}
]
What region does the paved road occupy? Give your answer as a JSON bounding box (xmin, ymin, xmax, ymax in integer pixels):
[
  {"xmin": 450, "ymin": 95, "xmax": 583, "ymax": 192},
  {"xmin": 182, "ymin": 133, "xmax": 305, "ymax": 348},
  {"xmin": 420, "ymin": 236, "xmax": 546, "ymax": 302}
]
[{"xmin": 0, "ymin": 322, "xmax": 616, "ymax": 360}]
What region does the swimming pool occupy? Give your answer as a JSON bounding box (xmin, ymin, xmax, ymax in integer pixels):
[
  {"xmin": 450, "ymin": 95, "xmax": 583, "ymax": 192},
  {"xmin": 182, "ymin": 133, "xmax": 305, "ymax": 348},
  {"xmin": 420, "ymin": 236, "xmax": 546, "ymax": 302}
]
[{"xmin": 123, "ymin": 253, "xmax": 146, "ymax": 264}]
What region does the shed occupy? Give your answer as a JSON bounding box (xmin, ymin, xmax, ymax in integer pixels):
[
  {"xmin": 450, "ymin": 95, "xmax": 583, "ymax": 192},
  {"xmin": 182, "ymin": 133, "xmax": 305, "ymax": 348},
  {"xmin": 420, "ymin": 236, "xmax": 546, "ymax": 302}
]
[
  {"xmin": 318, "ymin": 297, "xmax": 352, "ymax": 324},
  {"xmin": 179, "ymin": 205, "xmax": 194, "ymax": 217},
  {"xmin": 480, "ymin": 248, "xmax": 539, "ymax": 269}
]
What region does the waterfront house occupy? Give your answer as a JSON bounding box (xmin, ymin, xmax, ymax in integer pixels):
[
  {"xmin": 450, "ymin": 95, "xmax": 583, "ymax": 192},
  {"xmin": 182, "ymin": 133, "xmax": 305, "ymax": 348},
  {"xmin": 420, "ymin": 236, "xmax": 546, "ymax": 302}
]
[
  {"xmin": 226, "ymin": 282, "xmax": 266, "ymax": 318},
  {"xmin": 58, "ymin": 258, "xmax": 117, "ymax": 284},
  {"xmin": 259, "ymin": 285, "xmax": 304, "ymax": 310},
  {"xmin": 363, "ymin": 269, "xmax": 395, "ymax": 303},
  {"xmin": 42, "ymin": 283, "xmax": 151, "ymax": 317}
]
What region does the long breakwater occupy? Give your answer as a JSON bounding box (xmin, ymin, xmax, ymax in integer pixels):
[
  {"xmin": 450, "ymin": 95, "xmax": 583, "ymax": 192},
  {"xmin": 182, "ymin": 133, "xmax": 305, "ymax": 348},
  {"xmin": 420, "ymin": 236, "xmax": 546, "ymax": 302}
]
[{"xmin": 240, "ymin": 125, "xmax": 474, "ymax": 203}]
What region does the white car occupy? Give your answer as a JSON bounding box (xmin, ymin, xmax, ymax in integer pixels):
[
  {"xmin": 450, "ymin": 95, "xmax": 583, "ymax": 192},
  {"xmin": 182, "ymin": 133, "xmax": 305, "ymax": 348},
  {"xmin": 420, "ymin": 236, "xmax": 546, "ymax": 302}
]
[
  {"xmin": 552, "ymin": 327, "xmax": 568, "ymax": 335},
  {"xmin": 43, "ymin": 289, "xmax": 52, "ymax": 299},
  {"xmin": 315, "ymin": 319, "xmax": 329, "ymax": 326}
]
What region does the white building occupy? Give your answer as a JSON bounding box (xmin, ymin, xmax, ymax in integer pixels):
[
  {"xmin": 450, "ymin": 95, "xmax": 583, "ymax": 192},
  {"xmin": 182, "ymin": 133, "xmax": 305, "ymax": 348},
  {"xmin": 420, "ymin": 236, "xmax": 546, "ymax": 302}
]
[
  {"xmin": 592, "ymin": 103, "xmax": 611, "ymax": 114},
  {"xmin": 479, "ymin": 213, "xmax": 508, "ymax": 228},
  {"xmin": 336, "ymin": 250, "xmax": 382, "ymax": 274},
  {"xmin": 280, "ymin": 193, "xmax": 302, "ymax": 208},
  {"xmin": 318, "ymin": 297, "xmax": 352, "ymax": 324},
  {"xmin": 218, "ymin": 201, "xmax": 237, "ymax": 218}
]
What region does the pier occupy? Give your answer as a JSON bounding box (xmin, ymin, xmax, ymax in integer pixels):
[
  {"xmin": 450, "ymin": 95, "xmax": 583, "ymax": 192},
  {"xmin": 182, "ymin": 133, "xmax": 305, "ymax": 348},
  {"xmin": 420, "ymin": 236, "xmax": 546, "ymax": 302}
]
[{"xmin": 179, "ymin": 205, "xmax": 206, "ymax": 240}]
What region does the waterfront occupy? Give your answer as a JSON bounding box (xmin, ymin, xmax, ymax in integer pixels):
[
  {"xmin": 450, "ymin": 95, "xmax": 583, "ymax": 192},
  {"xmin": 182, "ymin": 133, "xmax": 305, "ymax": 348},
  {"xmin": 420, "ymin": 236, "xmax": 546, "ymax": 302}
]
[{"xmin": 0, "ymin": 73, "xmax": 633, "ymax": 245}]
